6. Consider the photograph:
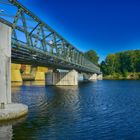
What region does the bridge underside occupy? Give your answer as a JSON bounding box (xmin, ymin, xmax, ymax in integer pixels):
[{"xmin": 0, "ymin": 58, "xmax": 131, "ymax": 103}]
[{"xmin": 11, "ymin": 42, "xmax": 96, "ymax": 74}]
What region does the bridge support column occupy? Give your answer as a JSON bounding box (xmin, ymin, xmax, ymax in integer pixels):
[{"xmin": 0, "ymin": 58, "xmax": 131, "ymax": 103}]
[
  {"xmin": 24, "ymin": 65, "xmax": 31, "ymax": 74},
  {"xmin": 45, "ymin": 70, "xmax": 78, "ymax": 86},
  {"xmin": 89, "ymin": 74, "xmax": 98, "ymax": 80},
  {"xmin": 11, "ymin": 63, "xmax": 22, "ymax": 82},
  {"xmin": 35, "ymin": 66, "xmax": 48, "ymax": 81},
  {"xmin": 97, "ymin": 74, "xmax": 103, "ymax": 80},
  {"xmin": 21, "ymin": 65, "xmax": 35, "ymax": 81},
  {"xmin": 83, "ymin": 73, "xmax": 103, "ymax": 81},
  {"xmin": 83, "ymin": 73, "xmax": 97, "ymax": 81},
  {"xmin": 0, "ymin": 23, "xmax": 11, "ymax": 104},
  {"xmin": 0, "ymin": 22, "xmax": 28, "ymax": 121}
]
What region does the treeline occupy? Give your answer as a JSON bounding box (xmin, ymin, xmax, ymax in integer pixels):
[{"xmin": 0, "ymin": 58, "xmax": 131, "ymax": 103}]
[{"xmin": 100, "ymin": 50, "xmax": 140, "ymax": 78}]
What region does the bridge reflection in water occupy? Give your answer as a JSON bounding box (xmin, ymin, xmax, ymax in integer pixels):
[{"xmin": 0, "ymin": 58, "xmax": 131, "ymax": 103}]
[{"xmin": 10, "ymin": 81, "xmax": 80, "ymax": 140}]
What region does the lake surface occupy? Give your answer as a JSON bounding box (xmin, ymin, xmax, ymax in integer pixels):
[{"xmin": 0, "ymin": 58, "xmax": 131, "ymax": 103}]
[{"xmin": 0, "ymin": 80, "xmax": 140, "ymax": 140}]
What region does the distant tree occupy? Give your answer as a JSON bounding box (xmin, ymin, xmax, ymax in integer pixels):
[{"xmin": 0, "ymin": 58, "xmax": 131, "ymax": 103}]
[
  {"xmin": 135, "ymin": 50, "xmax": 140, "ymax": 72},
  {"xmin": 101, "ymin": 50, "xmax": 140, "ymax": 75},
  {"xmin": 84, "ymin": 50, "xmax": 99, "ymax": 65},
  {"xmin": 100, "ymin": 61, "xmax": 107, "ymax": 75},
  {"xmin": 105, "ymin": 54, "xmax": 119, "ymax": 74}
]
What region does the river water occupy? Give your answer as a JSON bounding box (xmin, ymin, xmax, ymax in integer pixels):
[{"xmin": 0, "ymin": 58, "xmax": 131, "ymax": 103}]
[{"xmin": 0, "ymin": 80, "xmax": 140, "ymax": 140}]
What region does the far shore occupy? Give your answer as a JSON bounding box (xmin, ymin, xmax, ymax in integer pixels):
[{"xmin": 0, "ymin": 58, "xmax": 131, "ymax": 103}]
[{"xmin": 103, "ymin": 72, "xmax": 140, "ymax": 80}]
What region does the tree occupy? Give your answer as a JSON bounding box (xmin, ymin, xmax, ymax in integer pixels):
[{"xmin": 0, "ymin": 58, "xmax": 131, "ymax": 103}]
[
  {"xmin": 100, "ymin": 50, "xmax": 140, "ymax": 75},
  {"xmin": 100, "ymin": 61, "xmax": 107, "ymax": 75},
  {"xmin": 135, "ymin": 50, "xmax": 140, "ymax": 72},
  {"xmin": 104, "ymin": 54, "xmax": 120, "ymax": 75},
  {"xmin": 84, "ymin": 50, "xmax": 99, "ymax": 65}
]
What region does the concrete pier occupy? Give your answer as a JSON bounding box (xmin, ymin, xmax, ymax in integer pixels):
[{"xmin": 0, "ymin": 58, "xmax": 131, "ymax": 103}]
[
  {"xmin": 35, "ymin": 66, "xmax": 48, "ymax": 81},
  {"xmin": 0, "ymin": 103, "xmax": 28, "ymax": 121},
  {"xmin": 97, "ymin": 74, "xmax": 103, "ymax": 80},
  {"xmin": 21, "ymin": 65, "xmax": 34, "ymax": 81},
  {"xmin": 83, "ymin": 73, "xmax": 103, "ymax": 81},
  {"xmin": 11, "ymin": 63, "xmax": 22, "ymax": 82},
  {"xmin": 24, "ymin": 65, "xmax": 31, "ymax": 75},
  {"xmin": 0, "ymin": 22, "xmax": 11, "ymax": 104},
  {"xmin": 46, "ymin": 70, "xmax": 78, "ymax": 86},
  {"xmin": 0, "ymin": 23, "xmax": 28, "ymax": 121},
  {"xmin": 83, "ymin": 73, "xmax": 97, "ymax": 81},
  {"xmin": 89, "ymin": 74, "xmax": 98, "ymax": 80}
]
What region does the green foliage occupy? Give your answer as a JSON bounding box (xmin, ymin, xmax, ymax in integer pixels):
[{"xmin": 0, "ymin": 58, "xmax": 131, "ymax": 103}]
[
  {"xmin": 101, "ymin": 50, "xmax": 140, "ymax": 76},
  {"xmin": 84, "ymin": 50, "xmax": 99, "ymax": 65}
]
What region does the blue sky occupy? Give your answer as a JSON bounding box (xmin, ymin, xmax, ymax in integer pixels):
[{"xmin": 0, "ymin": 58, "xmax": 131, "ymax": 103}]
[{"xmin": 18, "ymin": 0, "xmax": 140, "ymax": 61}]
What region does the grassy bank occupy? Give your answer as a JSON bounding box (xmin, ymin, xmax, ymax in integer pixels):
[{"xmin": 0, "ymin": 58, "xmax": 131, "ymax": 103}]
[{"xmin": 103, "ymin": 72, "xmax": 140, "ymax": 80}]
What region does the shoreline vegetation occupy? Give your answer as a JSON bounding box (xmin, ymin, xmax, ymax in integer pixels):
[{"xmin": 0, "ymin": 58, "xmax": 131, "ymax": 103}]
[
  {"xmin": 100, "ymin": 50, "xmax": 140, "ymax": 80},
  {"xmin": 103, "ymin": 72, "xmax": 140, "ymax": 80},
  {"xmin": 84, "ymin": 50, "xmax": 140, "ymax": 80}
]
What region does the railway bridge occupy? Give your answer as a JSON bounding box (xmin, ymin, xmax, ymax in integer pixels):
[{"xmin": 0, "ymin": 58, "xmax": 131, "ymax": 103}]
[{"xmin": 0, "ymin": 0, "xmax": 102, "ymax": 120}]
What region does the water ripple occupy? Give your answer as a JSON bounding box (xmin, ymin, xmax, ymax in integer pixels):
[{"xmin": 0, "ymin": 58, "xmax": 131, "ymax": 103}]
[{"xmin": 2, "ymin": 80, "xmax": 140, "ymax": 140}]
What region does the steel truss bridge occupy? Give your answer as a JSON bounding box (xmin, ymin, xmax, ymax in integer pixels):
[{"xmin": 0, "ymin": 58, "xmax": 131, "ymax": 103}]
[{"xmin": 0, "ymin": 0, "xmax": 101, "ymax": 74}]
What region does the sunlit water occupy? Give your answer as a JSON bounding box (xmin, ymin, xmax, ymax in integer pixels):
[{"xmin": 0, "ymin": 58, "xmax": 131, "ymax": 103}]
[{"xmin": 0, "ymin": 80, "xmax": 140, "ymax": 140}]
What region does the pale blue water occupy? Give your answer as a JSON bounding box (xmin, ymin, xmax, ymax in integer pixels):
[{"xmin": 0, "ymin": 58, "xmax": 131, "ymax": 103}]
[{"xmin": 1, "ymin": 80, "xmax": 140, "ymax": 140}]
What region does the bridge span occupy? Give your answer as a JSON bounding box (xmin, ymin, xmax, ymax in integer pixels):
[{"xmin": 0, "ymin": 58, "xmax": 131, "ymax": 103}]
[
  {"xmin": 0, "ymin": 0, "xmax": 100, "ymax": 74},
  {"xmin": 0, "ymin": 0, "xmax": 102, "ymax": 121}
]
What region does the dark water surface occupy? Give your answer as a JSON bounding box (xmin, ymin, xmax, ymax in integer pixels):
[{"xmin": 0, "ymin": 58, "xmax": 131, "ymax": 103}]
[{"xmin": 1, "ymin": 80, "xmax": 140, "ymax": 140}]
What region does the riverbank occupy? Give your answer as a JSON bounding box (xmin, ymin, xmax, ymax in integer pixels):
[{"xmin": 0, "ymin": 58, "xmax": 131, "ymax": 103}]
[{"xmin": 103, "ymin": 72, "xmax": 140, "ymax": 80}]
